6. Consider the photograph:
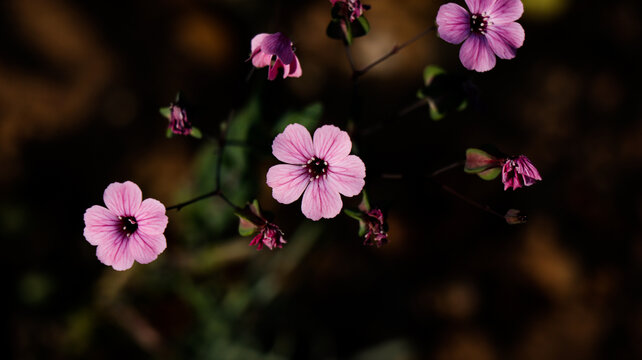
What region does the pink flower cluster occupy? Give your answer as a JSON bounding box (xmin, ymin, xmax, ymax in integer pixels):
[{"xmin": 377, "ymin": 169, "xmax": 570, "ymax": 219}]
[
  {"xmin": 436, "ymin": 0, "xmax": 525, "ymax": 72},
  {"xmin": 83, "ymin": 181, "xmax": 168, "ymax": 271},
  {"xmin": 266, "ymin": 124, "xmax": 366, "ymax": 220}
]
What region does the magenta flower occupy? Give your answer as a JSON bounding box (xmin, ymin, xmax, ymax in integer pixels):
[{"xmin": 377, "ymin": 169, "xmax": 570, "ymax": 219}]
[
  {"xmin": 266, "ymin": 124, "xmax": 366, "ymax": 220},
  {"xmin": 436, "ymin": 0, "xmax": 525, "ymax": 72},
  {"xmin": 249, "ymin": 32, "xmax": 302, "ymax": 80},
  {"xmin": 363, "ymin": 208, "xmax": 388, "ymax": 247},
  {"xmin": 501, "ymin": 155, "xmax": 542, "ymax": 191},
  {"xmin": 330, "ymin": 0, "xmax": 370, "ymax": 22},
  {"xmin": 83, "ymin": 181, "xmax": 168, "ymax": 271},
  {"xmin": 168, "ymin": 104, "xmax": 192, "ymax": 136},
  {"xmin": 248, "ymin": 222, "xmax": 286, "ymax": 251}
]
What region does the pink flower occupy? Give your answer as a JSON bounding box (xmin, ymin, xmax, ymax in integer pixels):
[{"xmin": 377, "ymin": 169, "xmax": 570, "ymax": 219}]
[
  {"xmin": 330, "ymin": 0, "xmax": 370, "ymax": 22},
  {"xmin": 83, "ymin": 181, "xmax": 168, "ymax": 271},
  {"xmin": 501, "ymin": 155, "xmax": 542, "ymax": 191},
  {"xmin": 249, "ymin": 32, "xmax": 302, "ymax": 80},
  {"xmin": 168, "ymin": 104, "xmax": 192, "ymax": 136},
  {"xmin": 436, "ymin": 0, "xmax": 525, "ymax": 72},
  {"xmin": 363, "ymin": 209, "xmax": 388, "ymax": 247},
  {"xmin": 266, "ymin": 124, "xmax": 366, "ymax": 220}
]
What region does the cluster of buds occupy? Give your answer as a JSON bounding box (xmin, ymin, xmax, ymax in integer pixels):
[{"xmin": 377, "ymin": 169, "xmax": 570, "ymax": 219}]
[
  {"xmin": 237, "ymin": 200, "xmax": 286, "ymax": 251},
  {"xmin": 345, "ymin": 191, "xmax": 389, "ymax": 247},
  {"xmin": 464, "ymin": 148, "xmax": 542, "ymax": 191},
  {"xmin": 326, "ymin": 0, "xmax": 371, "ymax": 45}
]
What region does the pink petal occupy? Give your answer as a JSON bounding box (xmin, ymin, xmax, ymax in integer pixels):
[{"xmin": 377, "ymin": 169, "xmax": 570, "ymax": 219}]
[
  {"xmin": 285, "ymin": 55, "xmax": 302, "ymax": 78},
  {"xmin": 313, "ymin": 125, "xmax": 352, "ymax": 164},
  {"xmin": 486, "ymin": 22, "xmax": 524, "ymax": 59},
  {"xmin": 301, "ymin": 178, "xmax": 342, "ymax": 220},
  {"xmin": 135, "ymin": 198, "xmax": 168, "ymax": 235},
  {"xmin": 436, "ymin": 3, "xmax": 472, "ymax": 45},
  {"xmin": 465, "ymin": 0, "xmax": 493, "ymax": 13},
  {"xmin": 327, "ymin": 155, "xmax": 366, "ymax": 197},
  {"xmin": 128, "ymin": 232, "xmax": 167, "ymax": 264},
  {"xmin": 459, "ymin": 33, "xmax": 496, "ymax": 72},
  {"xmin": 96, "ymin": 236, "xmax": 134, "ymax": 271},
  {"xmin": 250, "ymin": 33, "xmax": 270, "ymax": 53},
  {"xmin": 103, "ymin": 181, "xmax": 142, "ymax": 216},
  {"xmin": 261, "ymin": 32, "xmax": 294, "ymax": 65},
  {"xmin": 83, "ymin": 205, "xmax": 119, "ymax": 246},
  {"xmin": 272, "ymin": 123, "xmax": 315, "ymax": 164},
  {"xmin": 488, "ymin": 0, "xmax": 523, "ymax": 24},
  {"xmin": 266, "ymin": 164, "xmax": 310, "ymax": 204},
  {"xmin": 268, "ymin": 58, "xmax": 283, "ymax": 80},
  {"xmin": 252, "ymin": 51, "xmax": 273, "ymax": 68}
]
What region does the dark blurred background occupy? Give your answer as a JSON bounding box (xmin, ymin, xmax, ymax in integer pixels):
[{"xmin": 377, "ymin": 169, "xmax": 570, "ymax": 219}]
[{"xmin": 3, "ymin": 0, "xmax": 642, "ymax": 359}]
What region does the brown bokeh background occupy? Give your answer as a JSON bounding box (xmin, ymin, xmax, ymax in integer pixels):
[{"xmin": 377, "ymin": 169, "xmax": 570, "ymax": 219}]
[{"xmin": 4, "ymin": 0, "xmax": 642, "ymax": 359}]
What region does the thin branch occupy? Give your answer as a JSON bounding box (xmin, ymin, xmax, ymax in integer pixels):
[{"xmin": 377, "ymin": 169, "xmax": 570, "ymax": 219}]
[{"xmin": 353, "ymin": 25, "xmax": 436, "ymax": 79}]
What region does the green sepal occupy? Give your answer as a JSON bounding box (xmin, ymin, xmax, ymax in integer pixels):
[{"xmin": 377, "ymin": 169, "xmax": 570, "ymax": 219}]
[
  {"xmin": 343, "ymin": 208, "xmax": 363, "ymax": 221},
  {"xmin": 236, "ymin": 213, "xmax": 257, "ymax": 236},
  {"xmin": 423, "ymin": 65, "xmax": 446, "ymax": 86},
  {"xmin": 358, "ymin": 190, "xmax": 371, "ymax": 212},
  {"xmin": 165, "ymin": 127, "xmax": 174, "ymax": 138},
  {"xmin": 464, "ymin": 148, "xmax": 498, "ymax": 174},
  {"xmin": 190, "ymin": 127, "xmax": 202, "ymax": 139},
  {"xmin": 356, "ymin": 16, "xmax": 370, "ymax": 36},
  {"xmin": 477, "ymin": 167, "xmax": 501, "ymax": 180},
  {"xmin": 428, "ymin": 99, "xmax": 445, "ymax": 121},
  {"xmin": 159, "ymin": 106, "xmax": 171, "ymax": 119},
  {"xmin": 357, "ymin": 220, "xmax": 367, "ymax": 237}
]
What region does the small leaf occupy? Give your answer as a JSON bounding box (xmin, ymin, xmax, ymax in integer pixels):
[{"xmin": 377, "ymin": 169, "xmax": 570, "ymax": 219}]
[
  {"xmin": 159, "ymin": 107, "xmax": 171, "ymax": 119},
  {"xmin": 464, "ymin": 148, "xmax": 498, "ymax": 174},
  {"xmin": 428, "ymin": 99, "xmax": 445, "ymax": 121},
  {"xmin": 357, "ymin": 220, "xmax": 367, "ymax": 237},
  {"xmin": 165, "ymin": 127, "xmax": 174, "ymax": 138},
  {"xmin": 190, "ymin": 127, "xmax": 202, "ymax": 139}
]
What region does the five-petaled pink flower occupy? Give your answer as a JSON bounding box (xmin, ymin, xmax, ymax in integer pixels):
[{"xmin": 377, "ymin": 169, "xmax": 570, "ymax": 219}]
[
  {"xmin": 249, "ymin": 32, "xmax": 302, "ymax": 80},
  {"xmin": 330, "ymin": 0, "xmax": 370, "ymax": 22},
  {"xmin": 266, "ymin": 124, "xmax": 366, "ymax": 220},
  {"xmin": 83, "ymin": 181, "xmax": 168, "ymax": 271},
  {"xmin": 436, "ymin": 0, "xmax": 525, "ymax": 72},
  {"xmin": 501, "ymin": 155, "xmax": 542, "ymax": 191}
]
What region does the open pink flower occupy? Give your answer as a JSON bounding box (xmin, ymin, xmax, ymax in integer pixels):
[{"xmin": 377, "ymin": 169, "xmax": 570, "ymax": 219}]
[
  {"xmin": 83, "ymin": 181, "xmax": 168, "ymax": 271},
  {"xmin": 249, "ymin": 32, "xmax": 302, "ymax": 80},
  {"xmin": 436, "ymin": 0, "xmax": 525, "ymax": 72},
  {"xmin": 266, "ymin": 124, "xmax": 366, "ymax": 220},
  {"xmin": 501, "ymin": 155, "xmax": 542, "ymax": 190}
]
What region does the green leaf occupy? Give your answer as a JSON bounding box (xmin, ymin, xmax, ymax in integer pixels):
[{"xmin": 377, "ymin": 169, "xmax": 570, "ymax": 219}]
[
  {"xmin": 159, "ymin": 106, "xmax": 171, "ymax": 119},
  {"xmin": 477, "ymin": 167, "xmax": 501, "ymax": 180},
  {"xmin": 344, "ymin": 20, "xmax": 353, "ymax": 45},
  {"xmin": 428, "ymin": 99, "xmax": 445, "ymax": 121},
  {"xmin": 464, "ymin": 148, "xmax": 498, "ymax": 174},
  {"xmin": 423, "ymin": 65, "xmax": 446, "ymax": 86},
  {"xmin": 165, "ymin": 127, "xmax": 173, "ymax": 138},
  {"xmin": 190, "ymin": 127, "xmax": 202, "ymax": 139},
  {"xmin": 357, "ymin": 220, "xmax": 367, "ymax": 237},
  {"xmin": 272, "ymin": 102, "xmax": 323, "ymax": 136},
  {"xmin": 236, "ymin": 213, "xmax": 257, "ymax": 236}
]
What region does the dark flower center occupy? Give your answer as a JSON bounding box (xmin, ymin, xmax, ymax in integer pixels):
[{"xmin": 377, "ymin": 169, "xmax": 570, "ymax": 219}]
[
  {"xmin": 119, "ymin": 216, "xmax": 138, "ymax": 237},
  {"xmin": 304, "ymin": 157, "xmax": 328, "ymax": 180},
  {"xmin": 470, "ymin": 13, "xmax": 489, "ymax": 34}
]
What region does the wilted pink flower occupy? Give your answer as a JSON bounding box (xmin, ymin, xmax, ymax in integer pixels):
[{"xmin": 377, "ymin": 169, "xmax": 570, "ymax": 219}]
[
  {"xmin": 248, "ymin": 222, "xmax": 286, "ymax": 250},
  {"xmin": 363, "ymin": 209, "xmax": 388, "ymax": 247},
  {"xmin": 249, "ymin": 32, "xmax": 302, "ymax": 80},
  {"xmin": 501, "ymin": 155, "xmax": 542, "ymax": 190},
  {"xmin": 436, "ymin": 0, "xmax": 525, "ymax": 72},
  {"xmin": 83, "ymin": 181, "xmax": 168, "ymax": 271},
  {"xmin": 169, "ymin": 104, "xmax": 192, "ymax": 135},
  {"xmin": 266, "ymin": 124, "xmax": 366, "ymax": 220},
  {"xmin": 330, "ymin": 0, "xmax": 370, "ymax": 22}
]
